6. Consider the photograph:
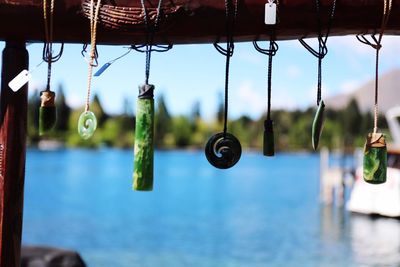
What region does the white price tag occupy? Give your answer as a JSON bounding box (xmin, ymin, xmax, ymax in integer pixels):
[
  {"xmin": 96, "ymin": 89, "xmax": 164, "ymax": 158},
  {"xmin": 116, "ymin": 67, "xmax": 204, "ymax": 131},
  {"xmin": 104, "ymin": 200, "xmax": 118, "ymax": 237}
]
[
  {"xmin": 8, "ymin": 70, "xmax": 31, "ymax": 92},
  {"xmin": 265, "ymin": 1, "xmax": 277, "ymax": 25}
]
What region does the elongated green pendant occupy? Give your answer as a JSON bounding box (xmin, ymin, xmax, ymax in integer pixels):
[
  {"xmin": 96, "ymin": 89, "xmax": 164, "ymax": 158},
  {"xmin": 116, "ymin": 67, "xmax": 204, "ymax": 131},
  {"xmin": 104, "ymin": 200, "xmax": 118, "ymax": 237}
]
[
  {"xmin": 39, "ymin": 90, "xmax": 57, "ymax": 135},
  {"xmin": 312, "ymin": 100, "xmax": 325, "ymax": 150},
  {"xmin": 133, "ymin": 84, "xmax": 155, "ymax": 191},
  {"xmin": 263, "ymin": 119, "xmax": 274, "ymax": 156},
  {"xmin": 363, "ymin": 133, "xmax": 387, "ymax": 184},
  {"xmin": 78, "ymin": 111, "xmax": 97, "ymax": 140}
]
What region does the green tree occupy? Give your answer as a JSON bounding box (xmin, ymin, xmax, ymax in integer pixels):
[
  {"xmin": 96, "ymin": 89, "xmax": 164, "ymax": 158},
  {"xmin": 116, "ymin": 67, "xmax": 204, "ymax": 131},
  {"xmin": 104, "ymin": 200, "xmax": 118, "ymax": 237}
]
[
  {"xmin": 55, "ymin": 84, "xmax": 71, "ymax": 132},
  {"xmin": 216, "ymin": 92, "xmax": 224, "ymax": 124},
  {"xmin": 91, "ymin": 93, "xmax": 108, "ymax": 127},
  {"xmin": 155, "ymin": 94, "xmax": 171, "ymax": 148},
  {"xmin": 172, "ymin": 116, "xmax": 192, "ymax": 147},
  {"xmin": 27, "ymin": 89, "xmax": 40, "ymax": 143}
]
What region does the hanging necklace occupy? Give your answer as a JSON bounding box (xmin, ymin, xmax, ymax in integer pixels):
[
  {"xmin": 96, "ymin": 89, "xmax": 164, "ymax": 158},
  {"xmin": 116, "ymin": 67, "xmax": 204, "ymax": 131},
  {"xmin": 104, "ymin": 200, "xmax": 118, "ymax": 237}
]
[
  {"xmin": 205, "ymin": 0, "xmax": 242, "ymax": 169},
  {"xmin": 77, "ymin": 0, "xmax": 102, "ymax": 140},
  {"xmin": 358, "ymin": 0, "xmax": 392, "ymax": 184},
  {"xmin": 39, "ymin": 0, "xmax": 64, "ymax": 135},
  {"xmin": 253, "ymin": 0, "xmax": 279, "ymax": 156},
  {"xmin": 133, "ymin": 0, "xmax": 171, "ymax": 191},
  {"xmin": 299, "ymin": 0, "xmax": 337, "ymax": 150}
]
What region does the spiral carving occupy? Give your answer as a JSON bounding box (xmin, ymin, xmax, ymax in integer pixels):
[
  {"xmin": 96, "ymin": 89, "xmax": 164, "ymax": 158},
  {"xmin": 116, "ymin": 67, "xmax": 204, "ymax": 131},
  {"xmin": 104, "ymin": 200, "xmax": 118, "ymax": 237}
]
[
  {"xmin": 78, "ymin": 111, "xmax": 98, "ymax": 140},
  {"xmin": 205, "ymin": 132, "xmax": 242, "ymax": 169}
]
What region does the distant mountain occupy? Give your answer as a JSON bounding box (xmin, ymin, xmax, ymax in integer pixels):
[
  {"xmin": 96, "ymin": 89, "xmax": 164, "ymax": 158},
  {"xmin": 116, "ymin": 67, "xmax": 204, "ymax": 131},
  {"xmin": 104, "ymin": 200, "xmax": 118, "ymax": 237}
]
[{"xmin": 326, "ymin": 69, "xmax": 400, "ymax": 113}]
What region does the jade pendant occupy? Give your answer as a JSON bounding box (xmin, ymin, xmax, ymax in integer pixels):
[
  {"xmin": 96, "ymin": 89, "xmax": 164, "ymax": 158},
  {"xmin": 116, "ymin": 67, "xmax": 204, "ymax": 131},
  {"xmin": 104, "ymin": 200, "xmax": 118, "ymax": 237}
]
[
  {"xmin": 363, "ymin": 133, "xmax": 387, "ymax": 184},
  {"xmin": 312, "ymin": 100, "xmax": 325, "ymax": 150},
  {"xmin": 133, "ymin": 84, "xmax": 155, "ymax": 191},
  {"xmin": 78, "ymin": 111, "xmax": 97, "ymax": 140},
  {"xmin": 39, "ymin": 90, "xmax": 57, "ymax": 136}
]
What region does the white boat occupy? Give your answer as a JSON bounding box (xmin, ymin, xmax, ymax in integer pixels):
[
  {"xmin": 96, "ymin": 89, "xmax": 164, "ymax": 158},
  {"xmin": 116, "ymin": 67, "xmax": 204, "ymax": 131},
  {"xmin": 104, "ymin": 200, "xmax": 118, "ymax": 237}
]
[{"xmin": 347, "ymin": 107, "xmax": 400, "ymax": 217}]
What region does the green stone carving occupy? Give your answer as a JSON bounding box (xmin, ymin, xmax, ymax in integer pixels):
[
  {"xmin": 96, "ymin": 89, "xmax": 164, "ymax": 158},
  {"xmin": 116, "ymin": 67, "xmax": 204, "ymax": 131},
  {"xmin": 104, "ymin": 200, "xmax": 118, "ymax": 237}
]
[
  {"xmin": 77, "ymin": 111, "xmax": 97, "ymax": 140},
  {"xmin": 312, "ymin": 100, "xmax": 325, "ymax": 150},
  {"xmin": 133, "ymin": 84, "xmax": 154, "ymax": 191},
  {"xmin": 363, "ymin": 133, "xmax": 387, "ymax": 184},
  {"xmin": 39, "ymin": 90, "xmax": 57, "ymax": 136}
]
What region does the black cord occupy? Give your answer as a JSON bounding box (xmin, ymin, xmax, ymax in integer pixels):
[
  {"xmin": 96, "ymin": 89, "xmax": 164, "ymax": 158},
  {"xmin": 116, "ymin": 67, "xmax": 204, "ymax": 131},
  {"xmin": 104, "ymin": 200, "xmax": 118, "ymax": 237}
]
[
  {"xmin": 214, "ymin": 0, "xmax": 238, "ymax": 137},
  {"xmin": 140, "ymin": 0, "xmax": 164, "ymax": 85},
  {"xmin": 253, "ymin": 37, "xmax": 278, "ymax": 121},
  {"xmin": 299, "ymin": 0, "xmax": 337, "ymax": 106},
  {"xmin": 81, "ymin": 43, "xmax": 99, "ymax": 67}
]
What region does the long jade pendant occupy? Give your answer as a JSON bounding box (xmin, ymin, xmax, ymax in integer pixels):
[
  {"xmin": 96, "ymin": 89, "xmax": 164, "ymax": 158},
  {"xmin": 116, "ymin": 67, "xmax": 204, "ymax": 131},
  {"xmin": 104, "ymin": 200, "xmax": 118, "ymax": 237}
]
[
  {"xmin": 363, "ymin": 132, "xmax": 387, "ymax": 184},
  {"xmin": 312, "ymin": 100, "xmax": 325, "ymax": 150},
  {"xmin": 133, "ymin": 84, "xmax": 155, "ymax": 191},
  {"xmin": 39, "ymin": 90, "xmax": 57, "ymax": 135},
  {"xmin": 263, "ymin": 119, "xmax": 274, "ymax": 156}
]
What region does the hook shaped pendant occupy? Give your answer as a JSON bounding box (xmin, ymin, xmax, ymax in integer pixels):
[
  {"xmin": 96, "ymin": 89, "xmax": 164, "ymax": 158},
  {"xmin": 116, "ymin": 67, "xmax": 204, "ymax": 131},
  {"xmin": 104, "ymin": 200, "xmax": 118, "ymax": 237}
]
[
  {"xmin": 363, "ymin": 132, "xmax": 387, "ymax": 184},
  {"xmin": 78, "ymin": 111, "xmax": 97, "ymax": 140},
  {"xmin": 312, "ymin": 100, "xmax": 325, "ymax": 150},
  {"xmin": 205, "ymin": 132, "xmax": 242, "ymax": 169}
]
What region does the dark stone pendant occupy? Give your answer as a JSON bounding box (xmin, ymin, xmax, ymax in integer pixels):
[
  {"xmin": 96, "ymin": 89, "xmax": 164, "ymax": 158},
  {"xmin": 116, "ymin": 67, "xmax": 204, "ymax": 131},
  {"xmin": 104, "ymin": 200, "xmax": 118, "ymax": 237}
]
[
  {"xmin": 363, "ymin": 132, "xmax": 387, "ymax": 184},
  {"xmin": 205, "ymin": 132, "xmax": 241, "ymax": 169},
  {"xmin": 39, "ymin": 90, "xmax": 57, "ymax": 136},
  {"xmin": 263, "ymin": 119, "xmax": 275, "ymax": 156},
  {"xmin": 312, "ymin": 100, "xmax": 325, "ymax": 150}
]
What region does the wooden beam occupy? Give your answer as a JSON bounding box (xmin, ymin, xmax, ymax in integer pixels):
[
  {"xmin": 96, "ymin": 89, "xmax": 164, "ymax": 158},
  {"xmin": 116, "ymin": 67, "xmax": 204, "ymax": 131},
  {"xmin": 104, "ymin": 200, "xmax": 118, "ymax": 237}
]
[
  {"xmin": 0, "ymin": 0, "xmax": 400, "ymax": 45},
  {"xmin": 0, "ymin": 41, "xmax": 28, "ymax": 267}
]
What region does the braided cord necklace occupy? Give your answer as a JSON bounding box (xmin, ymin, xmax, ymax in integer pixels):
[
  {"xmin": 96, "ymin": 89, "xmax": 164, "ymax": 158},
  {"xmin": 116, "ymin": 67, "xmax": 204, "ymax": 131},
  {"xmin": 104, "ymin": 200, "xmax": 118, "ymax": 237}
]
[
  {"xmin": 39, "ymin": 0, "xmax": 64, "ymax": 135},
  {"xmin": 77, "ymin": 0, "xmax": 102, "ymax": 140}
]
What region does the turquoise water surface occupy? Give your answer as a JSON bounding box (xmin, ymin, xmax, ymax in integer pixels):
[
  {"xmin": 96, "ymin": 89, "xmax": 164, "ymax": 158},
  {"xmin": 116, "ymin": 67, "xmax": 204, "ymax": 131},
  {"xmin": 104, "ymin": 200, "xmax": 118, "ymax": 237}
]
[{"xmin": 23, "ymin": 149, "xmax": 400, "ymax": 266}]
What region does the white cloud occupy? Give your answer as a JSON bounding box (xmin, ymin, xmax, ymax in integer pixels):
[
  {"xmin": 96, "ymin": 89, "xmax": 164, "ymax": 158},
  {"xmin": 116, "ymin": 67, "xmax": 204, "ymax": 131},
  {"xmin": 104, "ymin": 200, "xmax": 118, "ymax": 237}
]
[
  {"xmin": 339, "ymin": 79, "xmax": 366, "ymax": 94},
  {"xmin": 66, "ymin": 92, "xmax": 84, "ymax": 109},
  {"xmin": 271, "ymin": 87, "xmax": 298, "ymax": 110},
  {"xmin": 286, "ymin": 65, "xmax": 302, "ymax": 79},
  {"xmin": 233, "ymin": 81, "xmax": 265, "ymax": 117}
]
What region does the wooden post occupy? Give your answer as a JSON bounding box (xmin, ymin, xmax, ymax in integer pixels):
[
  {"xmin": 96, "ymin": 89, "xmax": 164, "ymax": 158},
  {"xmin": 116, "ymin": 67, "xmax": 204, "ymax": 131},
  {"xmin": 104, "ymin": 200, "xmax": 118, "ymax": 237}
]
[{"xmin": 0, "ymin": 41, "xmax": 28, "ymax": 267}]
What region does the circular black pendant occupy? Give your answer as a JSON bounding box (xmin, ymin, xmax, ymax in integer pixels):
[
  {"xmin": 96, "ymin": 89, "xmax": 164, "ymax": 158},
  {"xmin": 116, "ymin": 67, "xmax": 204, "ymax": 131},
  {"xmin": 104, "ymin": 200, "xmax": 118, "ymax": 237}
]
[{"xmin": 205, "ymin": 132, "xmax": 242, "ymax": 169}]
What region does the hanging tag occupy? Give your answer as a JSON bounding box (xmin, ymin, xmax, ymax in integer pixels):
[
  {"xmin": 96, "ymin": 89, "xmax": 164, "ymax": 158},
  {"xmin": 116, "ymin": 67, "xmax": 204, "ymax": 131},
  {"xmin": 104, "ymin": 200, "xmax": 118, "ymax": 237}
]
[
  {"xmin": 265, "ymin": 1, "xmax": 277, "ymax": 25},
  {"xmin": 94, "ymin": 63, "xmax": 111, "ymax": 77},
  {"xmin": 8, "ymin": 70, "xmax": 31, "ymax": 92}
]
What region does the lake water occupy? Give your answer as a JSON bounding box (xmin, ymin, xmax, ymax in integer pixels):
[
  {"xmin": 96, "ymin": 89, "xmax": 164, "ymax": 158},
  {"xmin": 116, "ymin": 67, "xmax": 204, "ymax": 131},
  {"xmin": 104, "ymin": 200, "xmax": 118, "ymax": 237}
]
[{"xmin": 23, "ymin": 149, "xmax": 400, "ymax": 267}]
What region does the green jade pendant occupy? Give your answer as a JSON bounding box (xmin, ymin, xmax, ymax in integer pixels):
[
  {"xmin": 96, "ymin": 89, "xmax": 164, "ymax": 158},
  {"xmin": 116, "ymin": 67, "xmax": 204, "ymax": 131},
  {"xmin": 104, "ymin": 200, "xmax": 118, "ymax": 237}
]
[
  {"xmin": 363, "ymin": 132, "xmax": 387, "ymax": 184},
  {"xmin": 78, "ymin": 111, "xmax": 97, "ymax": 140},
  {"xmin": 263, "ymin": 119, "xmax": 275, "ymax": 156},
  {"xmin": 39, "ymin": 90, "xmax": 57, "ymax": 135},
  {"xmin": 312, "ymin": 100, "xmax": 325, "ymax": 150},
  {"xmin": 133, "ymin": 84, "xmax": 155, "ymax": 191}
]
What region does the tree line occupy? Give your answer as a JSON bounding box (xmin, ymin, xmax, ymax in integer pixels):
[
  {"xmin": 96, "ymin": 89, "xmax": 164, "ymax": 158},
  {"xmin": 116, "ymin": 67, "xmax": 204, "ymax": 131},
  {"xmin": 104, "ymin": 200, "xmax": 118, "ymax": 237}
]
[{"xmin": 27, "ymin": 84, "xmax": 389, "ymax": 151}]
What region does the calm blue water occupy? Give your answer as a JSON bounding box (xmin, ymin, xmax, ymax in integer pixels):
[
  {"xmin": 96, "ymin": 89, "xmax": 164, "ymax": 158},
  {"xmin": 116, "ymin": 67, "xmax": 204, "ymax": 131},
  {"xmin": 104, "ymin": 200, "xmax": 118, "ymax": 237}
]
[{"xmin": 23, "ymin": 149, "xmax": 400, "ymax": 267}]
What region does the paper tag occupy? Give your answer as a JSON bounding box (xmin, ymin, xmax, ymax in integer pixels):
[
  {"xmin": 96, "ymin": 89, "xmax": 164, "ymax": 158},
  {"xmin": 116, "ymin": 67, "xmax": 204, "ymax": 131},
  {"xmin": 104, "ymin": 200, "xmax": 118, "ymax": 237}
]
[
  {"xmin": 94, "ymin": 63, "xmax": 111, "ymax": 77},
  {"xmin": 8, "ymin": 70, "xmax": 31, "ymax": 92},
  {"xmin": 265, "ymin": 2, "xmax": 277, "ymax": 25}
]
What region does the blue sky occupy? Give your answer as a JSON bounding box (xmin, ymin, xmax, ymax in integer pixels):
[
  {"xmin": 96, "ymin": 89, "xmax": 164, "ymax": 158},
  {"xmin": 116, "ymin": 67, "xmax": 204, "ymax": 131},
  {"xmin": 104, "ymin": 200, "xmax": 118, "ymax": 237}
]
[{"xmin": 0, "ymin": 36, "xmax": 399, "ymax": 120}]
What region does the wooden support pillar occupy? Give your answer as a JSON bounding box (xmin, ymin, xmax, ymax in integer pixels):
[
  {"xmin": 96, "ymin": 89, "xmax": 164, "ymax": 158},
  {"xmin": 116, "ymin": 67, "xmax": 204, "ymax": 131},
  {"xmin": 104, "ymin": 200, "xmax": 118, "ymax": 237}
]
[{"xmin": 0, "ymin": 41, "xmax": 28, "ymax": 267}]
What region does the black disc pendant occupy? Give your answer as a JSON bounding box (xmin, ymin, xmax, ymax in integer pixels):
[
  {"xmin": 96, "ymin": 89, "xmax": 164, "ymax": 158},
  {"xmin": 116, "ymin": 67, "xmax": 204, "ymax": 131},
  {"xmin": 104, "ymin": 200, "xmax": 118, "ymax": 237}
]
[{"xmin": 205, "ymin": 132, "xmax": 242, "ymax": 169}]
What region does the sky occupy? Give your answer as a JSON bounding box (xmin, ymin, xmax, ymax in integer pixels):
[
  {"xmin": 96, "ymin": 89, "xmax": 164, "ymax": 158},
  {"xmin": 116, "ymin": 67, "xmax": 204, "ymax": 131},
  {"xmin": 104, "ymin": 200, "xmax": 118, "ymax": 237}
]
[{"xmin": 0, "ymin": 36, "xmax": 399, "ymax": 120}]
